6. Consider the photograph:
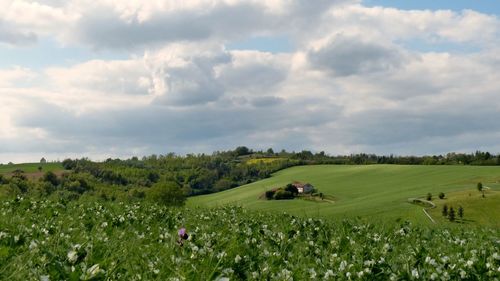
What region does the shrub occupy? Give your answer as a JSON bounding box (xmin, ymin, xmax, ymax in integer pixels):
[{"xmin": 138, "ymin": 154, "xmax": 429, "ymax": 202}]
[
  {"xmin": 147, "ymin": 181, "xmax": 187, "ymax": 206},
  {"xmin": 426, "ymin": 193, "xmax": 432, "ymax": 201},
  {"xmin": 442, "ymin": 204, "xmax": 448, "ymax": 217},
  {"xmin": 448, "ymin": 207, "xmax": 455, "ymax": 222},
  {"xmin": 274, "ymin": 190, "xmax": 294, "ymax": 200},
  {"xmin": 458, "ymin": 206, "xmax": 464, "ymax": 220},
  {"xmin": 438, "ymin": 192, "xmax": 445, "ymax": 199},
  {"xmin": 42, "ymin": 171, "xmax": 59, "ymax": 186},
  {"xmin": 265, "ymin": 190, "xmax": 276, "ymax": 200},
  {"xmin": 284, "ymin": 184, "xmax": 298, "ymax": 195}
]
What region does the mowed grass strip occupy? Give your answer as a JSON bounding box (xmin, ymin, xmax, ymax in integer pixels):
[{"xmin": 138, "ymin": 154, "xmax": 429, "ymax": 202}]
[{"xmin": 188, "ymin": 165, "xmax": 500, "ymax": 225}]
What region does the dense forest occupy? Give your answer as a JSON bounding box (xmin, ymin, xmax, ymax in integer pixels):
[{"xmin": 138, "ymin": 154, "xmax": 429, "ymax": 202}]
[{"xmin": 1, "ymin": 147, "xmax": 499, "ymax": 204}]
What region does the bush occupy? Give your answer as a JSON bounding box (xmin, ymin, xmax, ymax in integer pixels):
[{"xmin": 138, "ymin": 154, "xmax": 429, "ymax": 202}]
[
  {"xmin": 147, "ymin": 181, "xmax": 187, "ymax": 206},
  {"xmin": 284, "ymin": 184, "xmax": 298, "ymax": 195},
  {"xmin": 265, "ymin": 190, "xmax": 276, "ymax": 200},
  {"xmin": 274, "ymin": 190, "xmax": 294, "ymax": 200},
  {"xmin": 438, "ymin": 192, "xmax": 445, "ymax": 199},
  {"xmin": 426, "ymin": 193, "xmax": 432, "ymax": 201},
  {"xmin": 42, "ymin": 171, "xmax": 59, "ymax": 186}
]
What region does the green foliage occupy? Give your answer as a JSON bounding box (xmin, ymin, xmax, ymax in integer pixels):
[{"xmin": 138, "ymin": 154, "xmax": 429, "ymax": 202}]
[
  {"xmin": 273, "ymin": 189, "xmax": 294, "ymax": 200},
  {"xmin": 41, "ymin": 171, "xmax": 59, "ymax": 186},
  {"xmin": 442, "ymin": 204, "xmax": 448, "ymax": 217},
  {"xmin": 426, "ymin": 192, "xmax": 432, "ymax": 201},
  {"xmin": 448, "ymin": 207, "xmax": 456, "ymax": 222},
  {"xmin": 477, "ymin": 182, "xmax": 483, "ymax": 192},
  {"xmin": 438, "ymin": 192, "xmax": 445, "ymax": 199},
  {"xmin": 284, "ymin": 183, "xmax": 298, "ymax": 195},
  {"xmin": 147, "ymin": 181, "xmax": 187, "ymax": 206},
  {"xmin": 0, "ymin": 174, "xmax": 7, "ymax": 185},
  {"xmin": 265, "ymin": 190, "xmax": 275, "ymax": 200},
  {"xmin": 458, "ymin": 206, "xmax": 464, "ymax": 219},
  {"xmin": 0, "ymin": 201, "xmax": 498, "ymax": 280}
]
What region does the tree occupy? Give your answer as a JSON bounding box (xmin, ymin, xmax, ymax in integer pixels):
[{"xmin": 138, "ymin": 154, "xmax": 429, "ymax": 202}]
[
  {"xmin": 266, "ymin": 148, "xmax": 274, "ymax": 155},
  {"xmin": 0, "ymin": 174, "xmax": 7, "ymax": 184},
  {"xmin": 285, "ymin": 183, "xmax": 298, "ymax": 196},
  {"xmin": 62, "ymin": 159, "xmax": 77, "ymax": 170},
  {"xmin": 265, "ymin": 190, "xmax": 275, "ymax": 200},
  {"xmin": 438, "ymin": 192, "xmax": 445, "ymax": 199},
  {"xmin": 477, "ymin": 182, "xmax": 485, "ymax": 197},
  {"xmin": 234, "ymin": 146, "xmax": 251, "ymax": 156},
  {"xmin": 274, "ymin": 189, "xmax": 293, "ymax": 200},
  {"xmin": 448, "ymin": 207, "xmax": 455, "ymax": 222},
  {"xmin": 38, "ymin": 166, "xmax": 43, "ymax": 172},
  {"xmin": 458, "ymin": 206, "xmax": 464, "ymax": 220},
  {"xmin": 442, "ymin": 204, "xmax": 448, "ymax": 217},
  {"xmin": 42, "ymin": 171, "xmax": 59, "ymax": 186},
  {"xmin": 147, "ymin": 181, "xmax": 187, "ymax": 206},
  {"xmin": 426, "ymin": 193, "xmax": 432, "ymax": 201}
]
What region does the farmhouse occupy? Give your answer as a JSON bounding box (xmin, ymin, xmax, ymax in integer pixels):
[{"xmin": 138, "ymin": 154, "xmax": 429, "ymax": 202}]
[{"xmin": 292, "ymin": 182, "xmax": 314, "ymax": 194}]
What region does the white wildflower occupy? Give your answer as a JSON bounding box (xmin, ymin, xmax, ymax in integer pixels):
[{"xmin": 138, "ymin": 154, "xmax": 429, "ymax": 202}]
[
  {"xmin": 67, "ymin": 250, "xmax": 78, "ymax": 263},
  {"xmin": 324, "ymin": 269, "xmax": 334, "ymax": 279},
  {"xmin": 411, "ymin": 268, "xmax": 419, "ymax": 279}
]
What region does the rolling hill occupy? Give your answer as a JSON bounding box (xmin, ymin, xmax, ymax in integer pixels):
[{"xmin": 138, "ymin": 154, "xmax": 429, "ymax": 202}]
[{"xmin": 188, "ymin": 165, "xmax": 500, "ymax": 226}]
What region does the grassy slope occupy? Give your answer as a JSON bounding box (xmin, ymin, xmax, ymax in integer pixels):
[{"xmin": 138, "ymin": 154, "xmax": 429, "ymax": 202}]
[
  {"xmin": 0, "ymin": 163, "xmax": 63, "ymax": 174},
  {"xmin": 188, "ymin": 165, "xmax": 500, "ymax": 225}
]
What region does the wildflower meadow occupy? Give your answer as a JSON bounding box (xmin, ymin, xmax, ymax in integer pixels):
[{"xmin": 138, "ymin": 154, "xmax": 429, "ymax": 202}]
[{"xmin": 0, "ymin": 197, "xmax": 499, "ymax": 280}]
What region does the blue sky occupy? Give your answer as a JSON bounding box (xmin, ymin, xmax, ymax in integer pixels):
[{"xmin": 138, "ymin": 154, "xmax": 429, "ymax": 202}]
[
  {"xmin": 364, "ymin": 0, "xmax": 500, "ymax": 15},
  {"xmin": 1, "ymin": 0, "xmax": 499, "ymax": 162}
]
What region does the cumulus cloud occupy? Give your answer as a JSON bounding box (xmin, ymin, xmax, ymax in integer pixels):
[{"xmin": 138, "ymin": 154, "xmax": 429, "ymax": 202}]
[
  {"xmin": 1, "ymin": 0, "xmax": 500, "ymax": 162},
  {"xmin": 308, "ymin": 35, "xmax": 406, "ymax": 76}
]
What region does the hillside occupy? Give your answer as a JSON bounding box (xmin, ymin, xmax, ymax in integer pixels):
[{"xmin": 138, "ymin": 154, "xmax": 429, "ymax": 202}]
[{"xmin": 188, "ymin": 165, "xmax": 500, "ymax": 226}]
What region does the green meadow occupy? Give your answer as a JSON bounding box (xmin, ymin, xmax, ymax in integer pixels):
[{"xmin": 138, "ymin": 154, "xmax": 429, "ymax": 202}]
[
  {"xmin": 189, "ymin": 165, "xmax": 500, "ymax": 226},
  {"xmin": 0, "ymin": 163, "xmax": 64, "ymax": 174}
]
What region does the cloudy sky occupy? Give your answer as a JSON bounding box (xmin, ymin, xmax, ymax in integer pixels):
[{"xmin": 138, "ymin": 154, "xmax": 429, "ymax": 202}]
[{"xmin": 1, "ymin": 0, "xmax": 499, "ymax": 163}]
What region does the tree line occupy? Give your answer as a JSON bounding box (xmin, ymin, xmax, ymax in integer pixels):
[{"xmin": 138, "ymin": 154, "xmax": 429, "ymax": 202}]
[{"xmin": 1, "ymin": 147, "xmax": 500, "ymax": 205}]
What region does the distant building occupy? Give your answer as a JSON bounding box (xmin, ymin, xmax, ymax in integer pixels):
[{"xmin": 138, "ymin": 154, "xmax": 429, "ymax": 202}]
[
  {"xmin": 292, "ymin": 182, "xmax": 314, "ymax": 194},
  {"xmin": 40, "ymin": 157, "xmax": 47, "ymax": 164}
]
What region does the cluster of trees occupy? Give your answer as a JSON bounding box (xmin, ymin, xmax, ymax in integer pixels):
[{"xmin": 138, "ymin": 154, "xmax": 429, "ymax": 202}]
[
  {"xmin": 265, "ymin": 184, "xmax": 300, "ymax": 200},
  {"xmin": 426, "ymin": 192, "xmax": 446, "ymax": 201},
  {"xmin": 2, "ymin": 147, "xmax": 500, "ymax": 206},
  {"xmin": 442, "ymin": 204, "xmax": 464, "ymax": 222},
  {"xmin": 60, "ymin": 147, "xmax": 298, "ymax": 197}
]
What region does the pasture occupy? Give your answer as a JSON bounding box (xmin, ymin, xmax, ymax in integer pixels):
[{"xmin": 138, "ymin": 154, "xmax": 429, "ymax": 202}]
[{"xmin": 189, "ymin": 165, "xmax": 500, "ymax": 226}]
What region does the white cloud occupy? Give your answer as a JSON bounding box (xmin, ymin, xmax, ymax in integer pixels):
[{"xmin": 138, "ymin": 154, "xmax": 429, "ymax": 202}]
[
  {"xmin": 0, "ymin": 67, "xmax": 37, "ymax": 87},
  {"xmin": 1, "ymin": 1, "xmax": 500, "ymax": 162}
]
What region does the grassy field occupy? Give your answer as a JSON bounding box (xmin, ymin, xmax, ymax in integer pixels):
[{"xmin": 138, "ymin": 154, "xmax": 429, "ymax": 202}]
[
  {"xmin": 1, "ymin": 199, "xmax": 498, "ymax": 280},
  {"xmin": 246, "ymin": 158, "xmax": 287, "ymax": 165},
  {"xmin": 189, "ymin": 165, "xmax": 500, "ymax": 226},
  {"xmin": 0, "ymin": 163, "xmax": 63, "ymax": 174}
]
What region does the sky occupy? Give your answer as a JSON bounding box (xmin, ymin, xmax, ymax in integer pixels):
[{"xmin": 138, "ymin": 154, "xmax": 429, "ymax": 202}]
[{"xmin": 1, "ymin": 0, "xmax": 500, "ymax": 163}]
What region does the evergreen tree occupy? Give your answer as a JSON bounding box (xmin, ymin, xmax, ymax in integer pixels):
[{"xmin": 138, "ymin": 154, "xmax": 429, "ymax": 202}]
[
  {"xmin": 442, "ymin": 204, "xmax": 448, "ymax": 217},
  {"xmin": 448, "ymin": 207, "xmax": 455, "ymax": 222},
  {"xmin": 458, "ymin": 206, "xmax": 464, "ymax": 220},
  {"xmin": 477, "ymin": 182, "xmax": 485, "ymax": 198}
]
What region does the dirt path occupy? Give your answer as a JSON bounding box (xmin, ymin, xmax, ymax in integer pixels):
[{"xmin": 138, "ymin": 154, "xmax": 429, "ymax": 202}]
[{"xmin": 408, "ymin": 198, "xmax": 436, "ymax": 224}]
